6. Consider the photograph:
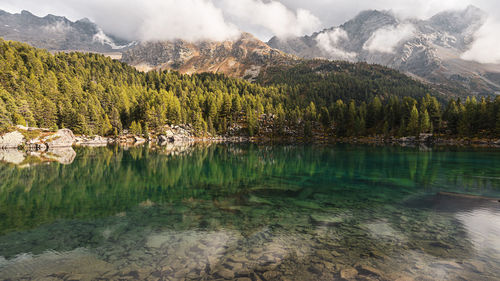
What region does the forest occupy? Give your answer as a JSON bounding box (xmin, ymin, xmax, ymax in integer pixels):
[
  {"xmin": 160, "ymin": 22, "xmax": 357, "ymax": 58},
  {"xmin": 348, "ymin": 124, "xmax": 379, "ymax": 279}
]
[{"xmin": 0, "ymin": 39, "xmax": 499, "ymax": 139}]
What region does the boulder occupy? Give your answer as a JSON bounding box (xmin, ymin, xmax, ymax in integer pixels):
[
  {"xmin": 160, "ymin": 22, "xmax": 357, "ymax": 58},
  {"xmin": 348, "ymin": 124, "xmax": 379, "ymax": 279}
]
[
  {"xmin": 26, "ymin": 138, "xmax": 47, "ymax": 151},
  {"xmin": 134, "ymin": 136, "xmax": 146, "ymax": 144},
  {"xmin": 76, "ymin": 135, "xmax": 109, "ymax": 146},
  {"xmin": 44, "ymin": 129, "xmax": 76, "ymax": 148},
  {"xmin": 0, "ymin": 131, "xmax": 25, "ymax": 149}
]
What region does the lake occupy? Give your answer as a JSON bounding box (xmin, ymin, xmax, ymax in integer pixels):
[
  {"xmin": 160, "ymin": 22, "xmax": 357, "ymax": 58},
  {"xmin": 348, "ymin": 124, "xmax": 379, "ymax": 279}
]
[{"xmin": 0, "ymin": 143, "xmax": 499, "ymax": 280}]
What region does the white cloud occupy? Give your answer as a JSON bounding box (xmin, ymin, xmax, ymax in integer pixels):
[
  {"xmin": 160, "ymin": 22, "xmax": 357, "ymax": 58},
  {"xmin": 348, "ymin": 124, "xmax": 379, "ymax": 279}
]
[
  {"xmin": 1, "ymin": 0, "xmax": 500, "ymax": 64},
  {"xmin": 0, "ymin": 0, "xmax": 240, "ymax": 42},
  {"xmin": 42, "ymin": 21, "xmax": 73, "ymax": 33},
  {"xmin": 93, "ymin": 29, "xmax": 137, "ymax": 50},
  {"xmin": 218, "ymin": 0, "xmax": 320, "ymax": 38},
  {"xmin": 363, "ymin": 23, "xmax": 416, "ymax": 53},
  {"xmin": 461, "ymin": 18, "xmax": 500, "ymax": 64},
  {"xmin": 316, "ymin": 28, "xmax": 357, "ymax": 61},
  {"xmin": 136, "ymin": 0, "xmax": 239, "ymax": 42},
  {"xmin": 0, "ymin": 0, "xmax": 319, "ymax": 41}
]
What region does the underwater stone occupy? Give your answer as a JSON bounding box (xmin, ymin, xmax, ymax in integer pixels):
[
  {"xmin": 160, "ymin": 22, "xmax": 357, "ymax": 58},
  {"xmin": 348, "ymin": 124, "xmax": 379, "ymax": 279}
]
[
  {"xmin": 215, "ymin": 267, "xmax": 235, "ymax": 279},
  {"xmin": 357, "ymin": 264, "xmax": 385, "ymax": 278},
  {"xmin": 340, "ymin": 267, "xmax": 358, "ymax": 280},
  {"xmin": 262, "ymin": 270, "xmax": 281, "ymax": 279},
  {"xmin": 310, "ymin": 214, "xmax": 344, "ymax": 226}
]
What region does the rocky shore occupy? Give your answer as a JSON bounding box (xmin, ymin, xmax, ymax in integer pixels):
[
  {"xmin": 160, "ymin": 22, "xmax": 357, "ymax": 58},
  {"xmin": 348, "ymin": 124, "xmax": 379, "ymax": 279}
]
[{"xmin": 1, "ymin": 125, "xmax": 500, "ymax": 157}]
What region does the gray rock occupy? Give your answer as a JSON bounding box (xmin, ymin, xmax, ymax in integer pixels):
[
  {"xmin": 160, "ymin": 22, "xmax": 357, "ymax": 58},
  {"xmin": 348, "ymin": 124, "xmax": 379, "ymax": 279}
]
[
  {"xmin": 134, "ymin": 136, "xmax": 146, "ymax": 144},
  {"xmin": 76, "ymin": 135, "xmax": 109, "ymax": 147},
  {"xmin": 44, "ymin": 129, "xmax": 76, "ymax": 148},
  {"xmin": 0, "ymin": 131, "xmax": 24, "ymax": 149}
]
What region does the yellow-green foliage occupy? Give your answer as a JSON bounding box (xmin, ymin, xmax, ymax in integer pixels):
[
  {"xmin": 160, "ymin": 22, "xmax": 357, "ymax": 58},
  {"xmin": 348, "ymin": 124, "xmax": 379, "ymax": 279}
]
[{"xmin": 0, "ymin": 39, "xmax": 498, "ymax": 138}]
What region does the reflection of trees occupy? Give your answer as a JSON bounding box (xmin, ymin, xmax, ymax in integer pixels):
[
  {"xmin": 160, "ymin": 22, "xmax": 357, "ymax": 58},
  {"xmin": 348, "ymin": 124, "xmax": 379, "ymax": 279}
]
[{"xmin": 0, "ymin": 144, "xmax": 499, "ymax": 235}]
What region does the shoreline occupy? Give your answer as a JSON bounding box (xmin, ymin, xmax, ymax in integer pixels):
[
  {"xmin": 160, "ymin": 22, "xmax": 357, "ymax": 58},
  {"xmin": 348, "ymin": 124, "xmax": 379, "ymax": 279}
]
[{"xmin": 1, "ymin": 125, "xmax": 500, "ymax": 151}]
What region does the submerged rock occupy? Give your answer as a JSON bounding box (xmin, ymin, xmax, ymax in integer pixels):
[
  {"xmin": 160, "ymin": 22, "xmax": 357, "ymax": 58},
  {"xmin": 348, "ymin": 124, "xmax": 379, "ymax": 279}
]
[
  {"xmin": 340, "ymin": 267, "xmax": 358, "ymax": 280},
  {"xmin": 310, "ymin": 214, "xmax": 345, "ymax": 226}
]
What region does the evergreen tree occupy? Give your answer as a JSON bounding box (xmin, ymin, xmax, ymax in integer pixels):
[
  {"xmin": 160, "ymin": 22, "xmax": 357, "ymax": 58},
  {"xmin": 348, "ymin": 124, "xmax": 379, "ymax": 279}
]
[
  {"xmin": 130, "ymin": 121, "xmax": 142, "ymax": 135},
  {"xmin": 407, "ymin": 105, "xmax": 420, "ymax": 136},
  {"xmin": 420, "ymin": 109, "xmax": 431, "ymax": 133}
]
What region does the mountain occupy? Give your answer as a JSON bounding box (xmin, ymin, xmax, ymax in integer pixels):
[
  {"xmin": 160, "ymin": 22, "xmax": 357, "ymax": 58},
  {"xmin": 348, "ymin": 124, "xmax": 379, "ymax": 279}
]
[
  {"xmin": 121, "ymin": 33, "xmax": 294, "ymax": 80},
  {"xmin": 0, "ymin": 9, "xmax": 134, "ymax": 52},
  {"xmin": 268, "ymin": 6, "xmax": 500, "ymax": 96}
]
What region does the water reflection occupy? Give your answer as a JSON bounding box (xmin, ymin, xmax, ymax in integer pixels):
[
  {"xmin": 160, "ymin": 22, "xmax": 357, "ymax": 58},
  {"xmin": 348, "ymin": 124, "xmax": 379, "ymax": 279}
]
[
  {"xmin": 0, "ymin": 144, "xmax": 499, "ymax": 280},
  {"xmin": 0, "ymin": 148, "xmax": 76, "ymax": 166}
]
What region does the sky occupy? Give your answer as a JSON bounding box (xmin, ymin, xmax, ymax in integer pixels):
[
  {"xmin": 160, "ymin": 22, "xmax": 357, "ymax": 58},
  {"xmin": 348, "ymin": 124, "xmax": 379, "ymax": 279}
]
[{"xmin": 0, "ymin": 0, "xmax": 499, "ymax": 62}]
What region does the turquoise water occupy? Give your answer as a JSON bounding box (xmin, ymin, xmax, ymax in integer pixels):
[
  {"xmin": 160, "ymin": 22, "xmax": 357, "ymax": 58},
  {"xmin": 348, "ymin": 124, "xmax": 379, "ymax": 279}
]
[{"xmin": 0, "ymin": 144, "xmax": 499, "ymax": 280}]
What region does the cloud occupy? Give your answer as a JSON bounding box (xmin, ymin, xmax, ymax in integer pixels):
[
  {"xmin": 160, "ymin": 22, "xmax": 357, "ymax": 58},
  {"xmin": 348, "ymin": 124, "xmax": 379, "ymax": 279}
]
[
  {"xmin": 93, "ymin": 29, "xmax": 137, "ymax": 50},
  {"xmin": 0, "ymin": 0, "xmax": 240, "ymax": 42},
  {"xmin": 316, "ymin": 28, "xmax": 357, "ymax": 61},
  {"xmin": 461, "ymin": 18, "xmax": 500, "ymax": 64},
  {"xmin": 136, "ymin": 0, "xmax": 239, "ymax": 42},
  {"xmin": 1, "ymin": 0, "xmax": 500, "ymax": 63},
  {"xmin": 0, "ymin": 0, "xmax": 319, "ymax": 41},
  {"xmin": 363, "ymin": 24, "xmax": 416, "ymax": 53},
  {"xmin": 217, "ymin": 0, "xmax": 320, "ymax": 38},
  {"xmin": 42, "ymin": 21, "xmax": 73, "ymax": 33}
]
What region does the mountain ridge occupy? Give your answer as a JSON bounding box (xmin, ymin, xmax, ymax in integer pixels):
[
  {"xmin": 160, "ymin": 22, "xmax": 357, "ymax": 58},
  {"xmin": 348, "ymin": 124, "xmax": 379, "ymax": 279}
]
[
  {"xmin": 1, "ymin": 7, "xmax": 499, "ymax": 96},
  {"xmin": 268, "ymin": 6, "xmax": 500, "ymax": 96},
  {"xmin": 0, "ymin": 9, "xmax": 134, "ymax": 53},
  {"xmin": 121, "ymin": 32, "xmax": 296, "ymax": 81}
]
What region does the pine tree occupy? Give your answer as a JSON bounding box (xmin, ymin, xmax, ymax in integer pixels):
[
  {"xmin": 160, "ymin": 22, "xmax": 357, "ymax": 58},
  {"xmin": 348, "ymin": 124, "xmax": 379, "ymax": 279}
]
[
  {"xmin": 274, "ymin": 104, "xmax": 286, "ymax": 135},
  {"xmin": 420, "ymin": 109, "xmax": 431, "ymax": 133},
  {"xmin": 74, "ymin": 113, "xmax": 89, "ymax": 135},
  {"xmin": 246, "ymin": 106, "xmax": 258, "ymax": 137},
  {"xmin": 130, "ymin": 121, "xmax": 142, "ymax": 135},
  {"xmin": 319, "ymin": 106, "xmax": 331, "ymax": 131},
  {"xmin": 407, "ymin": 105, "xmax": 420, "ymax": 137}
]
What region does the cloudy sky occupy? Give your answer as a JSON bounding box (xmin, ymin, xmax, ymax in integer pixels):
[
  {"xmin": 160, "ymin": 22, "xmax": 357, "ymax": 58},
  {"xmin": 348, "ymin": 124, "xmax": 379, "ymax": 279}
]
[
  {"xmin": 0, "ymin": 0, "xmax": 498, "ymax": 39},
  {"xmin": 0, "ymin": 0, "xmax": 499, "ymax": 62}
]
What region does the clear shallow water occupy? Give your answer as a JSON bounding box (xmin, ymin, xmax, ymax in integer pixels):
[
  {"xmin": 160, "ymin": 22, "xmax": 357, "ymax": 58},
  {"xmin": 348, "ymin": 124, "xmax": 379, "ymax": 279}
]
[{"xmin": 0, "ymin": 144, "xmax": 499, "ymax": 281}]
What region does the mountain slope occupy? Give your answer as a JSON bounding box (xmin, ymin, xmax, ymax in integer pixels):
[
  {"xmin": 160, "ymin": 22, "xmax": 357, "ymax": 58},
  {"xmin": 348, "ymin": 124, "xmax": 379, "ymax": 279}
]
[
  {"xmin": 268, "ymin": 6, "xmax": 500, "ymax": 96},
  {"xmin": 121, "ymin": 33, "xmax": 294, "ymax": 80},
  {"xmin": 0, "ymin": 9, "xmax": 134, "ymax": 52}
]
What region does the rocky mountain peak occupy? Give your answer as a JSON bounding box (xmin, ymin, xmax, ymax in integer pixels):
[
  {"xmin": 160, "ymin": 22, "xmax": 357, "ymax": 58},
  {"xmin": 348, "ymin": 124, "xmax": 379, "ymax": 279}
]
[
  {"xmin": 0, "ymin": 9, "xmax": 132, "ymax": 52},
  {"xmin": 121, "ymin": 32, "xmax": 292, "ymax": 80},
  {"xmin": 267, "ymin": 6, "xmax": 500, "ymax": 96},
  {"xmin": 429, "ymin": 5, "xmax": 486, "ymax": 34},
  {"xmin": 346, "ymin": 9, "xmax": 397, "ymax": 25}
]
